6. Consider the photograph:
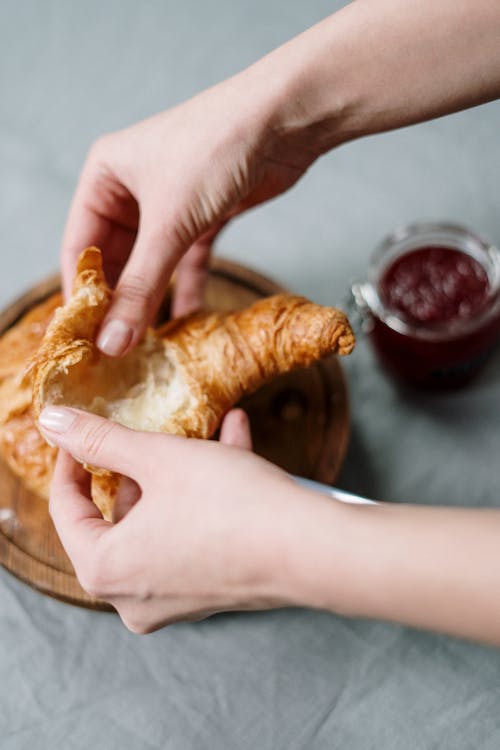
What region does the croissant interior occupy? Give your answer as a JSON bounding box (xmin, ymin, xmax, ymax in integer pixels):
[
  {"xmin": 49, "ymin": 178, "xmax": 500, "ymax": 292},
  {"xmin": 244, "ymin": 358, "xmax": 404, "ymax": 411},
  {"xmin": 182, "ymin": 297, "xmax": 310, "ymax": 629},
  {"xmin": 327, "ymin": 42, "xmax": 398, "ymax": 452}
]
[{"xmin": 46, "ymin": 333, "xmax": 197, "ymax": 432}]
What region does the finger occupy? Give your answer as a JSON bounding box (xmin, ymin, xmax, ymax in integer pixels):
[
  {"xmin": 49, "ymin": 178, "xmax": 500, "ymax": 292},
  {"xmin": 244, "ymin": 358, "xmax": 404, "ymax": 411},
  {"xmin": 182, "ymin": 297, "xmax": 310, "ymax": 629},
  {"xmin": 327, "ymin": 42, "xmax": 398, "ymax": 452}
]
[
  {"xmin": 172, "ymin": 222, "xmax": 226, "ymax": 318},
  {"xmin": 96, "ymin": 206, "xmax": 187, "ymax": 357},
  {"xmin": 60, "ymin": 138, "xmax": 139, "ymax": 300},
  {"xmin": 62, "ymin": 212, "xmax": 137, "ymax": 301},
  {"xmin": 112, "ymin": 476, "xmax": 142, "ymax": 523},
  {"xmin": 219, "ymin": 409, "xmax": 253, "ymax": 451},
  {"xmin": 38, "ymin": 406, "xmax": 153, "ymax": 480},
  {"xmin": 61, "ymin": 205, "xmax": 108, "ymax": 301},
  {"xmin": 50, "ymin": 450, "xmax": 110, "ymax": 561},
  {"xmin": 172, "ymin": 238, "xmax": 211, "ymax": 318}
]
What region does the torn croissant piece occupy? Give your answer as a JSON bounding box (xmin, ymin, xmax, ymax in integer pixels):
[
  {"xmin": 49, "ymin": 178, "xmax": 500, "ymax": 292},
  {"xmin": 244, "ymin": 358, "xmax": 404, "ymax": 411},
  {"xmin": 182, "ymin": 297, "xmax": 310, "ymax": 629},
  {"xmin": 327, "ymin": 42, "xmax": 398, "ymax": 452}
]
[
  {"xmin": 1, "ymin": 246, "xmax": 354, "ymax": 520},
  {"xmin": 0, "ymin": 294, "xmax": 62, "ymax": 500},
  {"xmin": 31, "ymin": 247, "xmax": 354, "ymax": 441},
  {"xmin": 0, "ymin": 287, "xmax": 116, "ymax": 520}
]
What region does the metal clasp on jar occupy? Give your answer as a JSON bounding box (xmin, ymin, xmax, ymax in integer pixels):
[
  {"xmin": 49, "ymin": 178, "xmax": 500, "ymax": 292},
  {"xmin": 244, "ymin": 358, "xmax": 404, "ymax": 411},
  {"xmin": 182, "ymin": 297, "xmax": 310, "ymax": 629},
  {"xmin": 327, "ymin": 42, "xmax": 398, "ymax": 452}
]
[{"xmin": 346, "ymin": 281, "xmax": 375, "ymax": 336}]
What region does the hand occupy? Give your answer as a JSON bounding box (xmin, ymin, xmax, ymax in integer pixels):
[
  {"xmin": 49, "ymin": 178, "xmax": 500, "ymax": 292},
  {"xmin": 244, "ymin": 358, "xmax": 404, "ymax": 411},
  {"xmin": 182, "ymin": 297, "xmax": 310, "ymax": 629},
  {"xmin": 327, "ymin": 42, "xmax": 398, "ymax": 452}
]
[
  {"xmin": 41, "ymin": 402, "xmax": 500, "ymax": 643},
  {"xmin": 61, "ymin": 72, "xmax": 315, "ymax": 356},
  {"xmin": 39, "ymin": 406, "xmax": 317, "ymax": 633},
  {"xmin": 60, "ymin": 0, "xmax": 500, "ymax": 360}
]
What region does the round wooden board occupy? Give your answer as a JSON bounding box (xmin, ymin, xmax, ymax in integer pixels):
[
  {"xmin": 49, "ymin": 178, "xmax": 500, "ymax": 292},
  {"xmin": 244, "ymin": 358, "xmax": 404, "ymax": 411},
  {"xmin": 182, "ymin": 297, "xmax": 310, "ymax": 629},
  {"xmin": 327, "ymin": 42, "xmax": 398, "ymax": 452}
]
[{"xmin": 0, "ymin": 258, "xmax": 350, "ymax": 610}]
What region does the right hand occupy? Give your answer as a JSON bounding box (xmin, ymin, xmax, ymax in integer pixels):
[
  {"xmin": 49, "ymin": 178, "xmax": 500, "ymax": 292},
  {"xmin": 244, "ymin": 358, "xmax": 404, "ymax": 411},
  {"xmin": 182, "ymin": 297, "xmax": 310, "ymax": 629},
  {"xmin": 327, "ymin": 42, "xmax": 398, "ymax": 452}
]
[
  {"xmin": 39, "ymin": 406, "xmax": 323, "ymax": 633},
  {"xmin": 61, "ymin": 70, "xmax": 316, "ymax": 356}
]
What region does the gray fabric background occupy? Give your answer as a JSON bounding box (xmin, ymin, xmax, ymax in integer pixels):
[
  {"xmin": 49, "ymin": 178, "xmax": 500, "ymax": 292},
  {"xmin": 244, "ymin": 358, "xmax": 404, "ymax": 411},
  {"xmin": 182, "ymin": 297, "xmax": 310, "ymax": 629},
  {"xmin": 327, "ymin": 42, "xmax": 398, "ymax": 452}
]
[{"xmin": 1, "ymin": 1, "xmax": 500, "ymax": 747}]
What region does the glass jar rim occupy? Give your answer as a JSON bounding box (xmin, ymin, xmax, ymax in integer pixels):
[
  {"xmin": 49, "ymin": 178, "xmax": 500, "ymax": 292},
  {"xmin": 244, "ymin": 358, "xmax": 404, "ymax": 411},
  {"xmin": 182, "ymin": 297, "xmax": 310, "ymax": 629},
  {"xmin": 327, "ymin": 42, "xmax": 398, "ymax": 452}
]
[{"xmin": 360, "ymin": 221, "xmax": 500, "ymax": 341}]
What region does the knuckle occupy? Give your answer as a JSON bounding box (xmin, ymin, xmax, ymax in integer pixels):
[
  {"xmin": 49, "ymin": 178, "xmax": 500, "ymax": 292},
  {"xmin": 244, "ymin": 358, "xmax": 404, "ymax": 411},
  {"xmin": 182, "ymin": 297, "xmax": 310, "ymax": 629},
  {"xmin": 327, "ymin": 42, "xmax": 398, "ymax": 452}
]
[
  {"xmin": 79, "ymin": 418, "xmax": 116, "ymax": 463},
  {"xmin": 80, "ymin": 134, "xmax": 117, "ymax": 189},
  {"xmin": 117, "ymin": 274, "xmax": 158, "ymax": 309},
  {"xmin": 184, "ymin": 242, "xmax": 211, "ymax": 270},
  {"xmin": 78, "ymin": 561, "xmax": 107, "ymax": 599},
  {"xmin": 164, "ymin": 220, "xmax": 192, "ymax": 256},
  {"xmin": 77, "ymin": 539, "xmax": 116, "ymax": 599},
  {"xmin": 120, "ymin": 613, "xmax": 151, "ymax": 635},
  {"xmin": 87, "ymin": 133, "xmax": 113, "ymax": 162}
]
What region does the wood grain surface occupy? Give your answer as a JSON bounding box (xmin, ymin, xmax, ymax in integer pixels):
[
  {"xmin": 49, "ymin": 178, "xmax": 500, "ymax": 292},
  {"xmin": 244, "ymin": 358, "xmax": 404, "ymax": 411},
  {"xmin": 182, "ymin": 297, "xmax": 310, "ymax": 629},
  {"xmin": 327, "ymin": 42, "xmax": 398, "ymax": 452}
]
[{"xmin": 0, "ymin": 258, "xmax": 350, "ymax": 610}]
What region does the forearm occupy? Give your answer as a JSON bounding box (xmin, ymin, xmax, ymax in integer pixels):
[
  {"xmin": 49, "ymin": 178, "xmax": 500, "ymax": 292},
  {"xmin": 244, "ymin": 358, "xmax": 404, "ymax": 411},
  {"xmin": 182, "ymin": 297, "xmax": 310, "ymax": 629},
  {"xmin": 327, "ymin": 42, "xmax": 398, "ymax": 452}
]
[
  {"xmin": 286, "ymin": 496, "xmax": 500, "ymax": 644},
  {"xmin": 243, "ymin": 0, "xmax": 500, "ymax": 156}
]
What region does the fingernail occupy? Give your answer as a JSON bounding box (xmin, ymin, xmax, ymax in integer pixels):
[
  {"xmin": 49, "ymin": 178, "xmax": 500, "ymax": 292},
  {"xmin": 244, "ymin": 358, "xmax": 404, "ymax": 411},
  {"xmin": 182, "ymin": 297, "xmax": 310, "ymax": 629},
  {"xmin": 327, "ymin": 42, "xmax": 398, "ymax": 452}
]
[
  {"xmin": 39, "ymin": 406, "xmax": 77, "ymax": 433},
  {"xmin": 97, "ymin": 319, "xmax": 133, "ymax": 356}
]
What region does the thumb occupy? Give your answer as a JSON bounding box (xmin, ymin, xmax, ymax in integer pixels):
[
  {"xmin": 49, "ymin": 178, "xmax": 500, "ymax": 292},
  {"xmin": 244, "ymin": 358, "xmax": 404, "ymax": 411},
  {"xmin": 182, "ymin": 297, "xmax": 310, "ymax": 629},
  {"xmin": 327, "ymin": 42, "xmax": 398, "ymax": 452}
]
[
  {"xmin": 96, "ymin": 212, "xmax": 186, "ymax": 356},
  {"xmin": 49, "ymin": 449, "xmax": 110, "ymax": 563},
  {"xmin": 38, "ymin": 406, "xmax": 154, "ymax": 480},
  {"xmin": 219, "ymin": 409, "xmax": 253, "ymax": 451}
]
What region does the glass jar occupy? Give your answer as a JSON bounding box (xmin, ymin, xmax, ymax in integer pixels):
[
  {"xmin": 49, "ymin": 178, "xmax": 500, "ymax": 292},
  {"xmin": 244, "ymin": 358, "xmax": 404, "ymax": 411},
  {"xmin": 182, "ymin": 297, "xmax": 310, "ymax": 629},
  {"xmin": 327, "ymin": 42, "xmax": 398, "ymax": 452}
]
[{"xmin": 351, "ymin": 222, "xmax": 500, "ymax": 388}]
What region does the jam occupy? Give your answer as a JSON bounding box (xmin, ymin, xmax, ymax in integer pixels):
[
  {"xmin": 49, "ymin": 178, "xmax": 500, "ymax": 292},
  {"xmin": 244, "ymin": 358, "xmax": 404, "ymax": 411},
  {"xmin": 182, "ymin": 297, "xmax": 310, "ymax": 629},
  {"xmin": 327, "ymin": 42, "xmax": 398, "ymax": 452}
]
[
  {"xmin": 353, "ymin": 224, "xmax": 500, "ymax": 388},
  {"xmin": 380, "ymin": 247, "xmax": 489, "ymax": 326}
]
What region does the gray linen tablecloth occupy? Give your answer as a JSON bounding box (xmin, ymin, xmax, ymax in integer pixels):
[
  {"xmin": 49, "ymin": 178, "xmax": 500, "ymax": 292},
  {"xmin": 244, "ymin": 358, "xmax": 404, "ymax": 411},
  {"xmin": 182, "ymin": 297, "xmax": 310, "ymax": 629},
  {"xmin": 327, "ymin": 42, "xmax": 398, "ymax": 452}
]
[{"xmin": 1, "ymin": 2, "xmax": 499, "ymax": 748}]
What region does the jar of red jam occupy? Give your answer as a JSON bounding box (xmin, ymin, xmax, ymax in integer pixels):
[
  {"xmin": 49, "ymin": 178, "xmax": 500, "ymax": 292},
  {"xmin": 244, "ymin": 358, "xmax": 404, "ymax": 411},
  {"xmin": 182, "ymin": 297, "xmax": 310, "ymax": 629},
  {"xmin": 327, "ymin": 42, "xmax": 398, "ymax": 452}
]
[{"xmin": 351, "ymin": 223, "xmax": 500, "ymax": 388}]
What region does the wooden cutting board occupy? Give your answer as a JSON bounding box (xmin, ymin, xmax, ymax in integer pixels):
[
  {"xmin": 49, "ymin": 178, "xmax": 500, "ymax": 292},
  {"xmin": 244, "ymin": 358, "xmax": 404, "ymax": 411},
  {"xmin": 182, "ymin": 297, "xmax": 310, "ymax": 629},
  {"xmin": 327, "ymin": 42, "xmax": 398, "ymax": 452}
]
[{"xmin": 0, "ymin": 258, "xmax": 350, "ymax": 610}]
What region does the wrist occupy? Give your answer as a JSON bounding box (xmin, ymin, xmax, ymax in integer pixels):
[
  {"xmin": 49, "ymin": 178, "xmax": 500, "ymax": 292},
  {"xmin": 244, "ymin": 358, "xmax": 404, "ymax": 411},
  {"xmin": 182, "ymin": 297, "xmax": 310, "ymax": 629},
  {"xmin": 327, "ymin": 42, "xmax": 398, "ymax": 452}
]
[
  {"xmin": 237, "ymin": 10, "xmax": 366, "ymax": 162},
  {"xmin": 211, "ymin": 10, "xmax": 366, "ymax": 172},
  {"xmin": 224, "ymin": 63, "xmax": 318, "ymax": 174},
  {"xmin": 237, "ymin": 0, "xmax": 500, "ymax": 164},
  {"xmin": 269, "ymin": 487, "xmax": 356, "ymax": 613}
]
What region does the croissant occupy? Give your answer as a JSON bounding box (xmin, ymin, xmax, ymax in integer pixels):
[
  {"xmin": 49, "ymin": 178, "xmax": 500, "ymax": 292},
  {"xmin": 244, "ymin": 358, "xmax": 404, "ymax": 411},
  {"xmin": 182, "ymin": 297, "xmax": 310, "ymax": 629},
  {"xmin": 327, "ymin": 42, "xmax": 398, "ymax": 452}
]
[
  {"xmin": 0, "ymin": 294, "xmax": 61, "ymax": 501},
  {"xmin": 0, "ymin": 247, "xmax": 355, "ymax": 519}
]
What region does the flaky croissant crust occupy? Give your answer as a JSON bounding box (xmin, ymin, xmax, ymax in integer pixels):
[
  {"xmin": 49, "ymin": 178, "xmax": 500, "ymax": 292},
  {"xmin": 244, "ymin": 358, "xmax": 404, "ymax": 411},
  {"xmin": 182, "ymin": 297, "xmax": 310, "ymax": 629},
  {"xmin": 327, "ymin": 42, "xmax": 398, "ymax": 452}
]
[{"xmin": 0, "ymin": 247, "xmax": 354, "ymax": 519}]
